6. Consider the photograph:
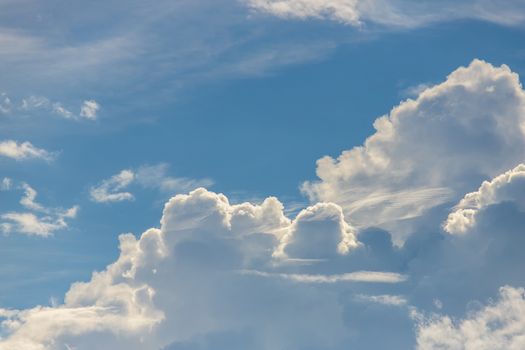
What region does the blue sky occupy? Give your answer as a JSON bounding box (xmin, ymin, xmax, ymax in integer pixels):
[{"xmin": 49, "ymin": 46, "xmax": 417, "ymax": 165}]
[{"xmin": 1, "ymin": 1, "xmax": 525, "ymax": 349}]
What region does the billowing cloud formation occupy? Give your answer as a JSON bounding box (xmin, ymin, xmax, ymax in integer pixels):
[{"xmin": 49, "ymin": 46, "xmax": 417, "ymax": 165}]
[
  {"xmin": 245, "ymin": 0, "xmax": 525, "ymax": 28},
  {"xmin": 90, "ymin": 165, "xmax": 213, "ymax": 203},
  {"xmin": 1, "ymin": 183, "xmax": 78, "ymax": 236},
  {"xmin": 0, "ymin": 140, "xmax": 54, "ymax": 161},
  {"xmin": 445, "ymin": 164, "xmax": 525, "ymax": 234},
  {"xmin": 415, "ymin": 286, "xmax": 525, "ymax": 350},
  {"xmin": 303, "ymin": 60, "xmax": 525, "ymax": 240},
  {"xmin": 0, "ymin": 188, "xmax": 374, "ymax": 349},
  {"xmin": 3, "ymin": 60, "xmax": 525, "ymax": 349}
]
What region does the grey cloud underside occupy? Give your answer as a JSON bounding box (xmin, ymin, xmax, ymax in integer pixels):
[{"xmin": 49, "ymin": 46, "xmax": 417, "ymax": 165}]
[{"xmin": 2, "ymin": 60, "xmax": 525, "ymax": 349}]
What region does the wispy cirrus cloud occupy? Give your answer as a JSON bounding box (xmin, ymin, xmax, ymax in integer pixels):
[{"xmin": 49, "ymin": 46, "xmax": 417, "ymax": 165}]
[
  {"xmin": 90, "ymin": 164, "xmax": 214, "ymax": 203},
  {"xmin": 244, "ymin": 0, "xmax": 525, "ymax": 28},
  {"xmin": 0, "ymin": 93, "xmax": 101, "ymax": 121}
]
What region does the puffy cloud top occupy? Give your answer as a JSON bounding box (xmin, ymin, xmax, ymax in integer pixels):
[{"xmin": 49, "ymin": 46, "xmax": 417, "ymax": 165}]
[
  {"xmin": 303, "ymin": 60, "xmax": 525, "ymax": 240},
  {"xmin": 445, "ymin": 163, "xmax": 525, "ymax": 234}
]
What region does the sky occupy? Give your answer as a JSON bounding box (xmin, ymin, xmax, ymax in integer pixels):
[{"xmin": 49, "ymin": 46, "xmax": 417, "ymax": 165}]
[{"xmin": 1, "ymin": 0, "xmax": 525, "ymax": 349}]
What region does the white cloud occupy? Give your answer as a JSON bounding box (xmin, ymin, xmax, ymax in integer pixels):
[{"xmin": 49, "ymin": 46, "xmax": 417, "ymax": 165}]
[
  {"xmin": 79, "ymin": 100, "xmax": 100, "ymax": 120},
  {"xmin": 0, "ymin": 188, "xmax": 367, "ymax": 349},
  {"xmin": 241, "ymin": 270, "xmax": 408, "ymax": 283},
  {"xmin": 4, "ymin": 60, "xmax": 525, "ymax": 349},
  {"xmin": 274, "ymin": 202, "xmax": 358, "ymax": 259},
  {"xmin": 0, "ymin": 140, "xmax": 55, "ymax": 161},
  {"xmin": 1, "ymin": 177, "xmax": 12, "ymax": 190},
  {"xmin": 445, "ymin": 164, "xmax": 525, "ymax": 234},
  {"xmin": 245, "ymin": 0, "xmax": 362, "ymax": 26},
  {"xmin": 1, "ymin": 93, "xmax": 96, "ymax": 121},
  {"xmin": 90, "ymin": 165, "xmax": 213, "ymax": 203},
  {"xmin": 89, "ymin": 170, "xmax": 135, "ymax": 203},
  {"xmin": 415, "ymin": 286, "xmax": 525, "ymax": 350},
  {"xmin": 245, "ymin": 0, "xmax": 525, "ymax": 28},
  {"xmin": 0, "ymin": 92, "xmax": 12, "ymax": 113},
  {"xmin": 52, "ymin": 102, "xmax": 74, "ymax": 119},
  {"xmin": 135, "ymin": 164, "xmax": 214, "ymax": 194},
  {"xmin": 303, "ymin": 60, "xmax": 525, "ymax": 241},
  {"xmin": 1, "ymin": 182, "xmax": 78, "ymax": 237},
  {"xmin": 354, "ymin": 294, "xmax": 407, "ymax": 306}
]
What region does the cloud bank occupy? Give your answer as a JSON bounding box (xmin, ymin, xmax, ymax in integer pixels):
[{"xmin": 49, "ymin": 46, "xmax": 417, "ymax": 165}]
[{"xmin": 2, "ymin": 60, "xmax": 525, "ymax": 349}]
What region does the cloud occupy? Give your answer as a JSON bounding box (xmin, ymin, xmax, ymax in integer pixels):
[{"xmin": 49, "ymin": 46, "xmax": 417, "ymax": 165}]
[
  {"xmin": 3, "ymin": 61, "xmax": 525, "ymax": 349},
  {"xmin": 354, "ymin": 294, "xmax": 407, "ymax": 306},
  {"xmin": 17, "ymin": 94, "xmax": 97, "ymax": 121},
  {"xmin": 303, "ymin": 59, "xmax": 525, "ymax": 241},
  {"xmin": 90, "ymin": 165, "xmax": 214, "ymax": 203},
  {"xmin": 245, "ymin": 0, "xmax": 525, "ymax": 28},
  {"xmin": 415, "ymin": 286, "xmax": 525, "ymax": 350},
  {"xmin": 1, "ymin": 183, "xmax": 78, "ymax": 237},
  {"xmin": 240, "ymin": 270, "xmax": 408, "ymax": 283},
  {"xmin": 274, "ymin": 202, "xmax": 358, "ymax": 259},
  {"xmin": 245, "ymin": 0, "xmax": 362, "ymax": 26},
  {"xmin": 445, "ymin": 163, "xmax": 525, "ymax": 234},
  {"xmin": 1, "ymin": 177, "xmax": 12, "ymax": 191},
  {"xmin": 90, "ymin": 170, "xmax": 136, "ymax": 203},
  {"xmin": 79, "ymin": 100, "xmax": 100, "ymax": 120},
  {"xmin": 0, "ymin": 140, "xmax": 55, "ymax": 161},
  {"xmin": 0, "ymin": 188, "xmax": 384, "ymax": 349}
]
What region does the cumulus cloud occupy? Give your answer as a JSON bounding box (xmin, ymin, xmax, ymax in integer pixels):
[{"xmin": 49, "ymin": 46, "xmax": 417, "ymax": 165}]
[
  {"xmin": 1, "ymin": 183, "xmax": 78, "ymax": 237},
  {"xmin": 0, "ymin": 188, "xmax": 384, "ymax": 349},
  {"xmin": 445, "ymin": 164, "xmax": 525, "ymax": 234},
  {"xmin": 80, "ymin": 100, "xmax": 100, "ymax": 120},
  {"xmin": 0, "ymin": 140, "xmax": 55, "ymax": 161},
  {"xmin": 274, "ymin": 202, "xmax": 358, "ymax": 259},
  {"xmin": 415, "ymin": 286, "xmax": 525, "ymax": 350},
  {"xmin": 3, "ymin": 60, "xmax": 525, "ymax": 349},
  {"xmin": 245, "ymin": 0, "xmax": 525, "ymax": 28},
  {"xmin": 303, "ymin": 59, "xmax": 525, "ymax": 240},
  {"xmin": 90, "ymin": 165, "xmax": 213, "ymax": 203}
]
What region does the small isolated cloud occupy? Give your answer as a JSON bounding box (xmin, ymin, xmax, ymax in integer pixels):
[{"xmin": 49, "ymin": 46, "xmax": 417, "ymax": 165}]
[
  {"xmin": 90, "ymin": 164, "xmax": 214, "ymax": 203},
  {"xmin": 89, "ymin": 169, "xmax": 135, "ymax": 203},
  {"xmin": 1, "ymin": 177, "xmax": 12, "ymax": 191},
  {"xmin": 0, "ymin": 140, "xmax": 55, "ymax": 161},
  {"xmin": 3, "ymin": 93, "xmax": 98, "ymax": 121},
  {"xmin": 1, "ymin": 182, "xmax": 78, "ymax": 237},
  {"xmin": 415, "ymin": 286, "xmax": 525, "ymax": 350},
  {"xmin": 80, "ymin": 100, "xmax": 100, "ymax": 120},
  {"xmin": 444, "ymin": 163, "xmax": 525, "ymax": 234}
]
